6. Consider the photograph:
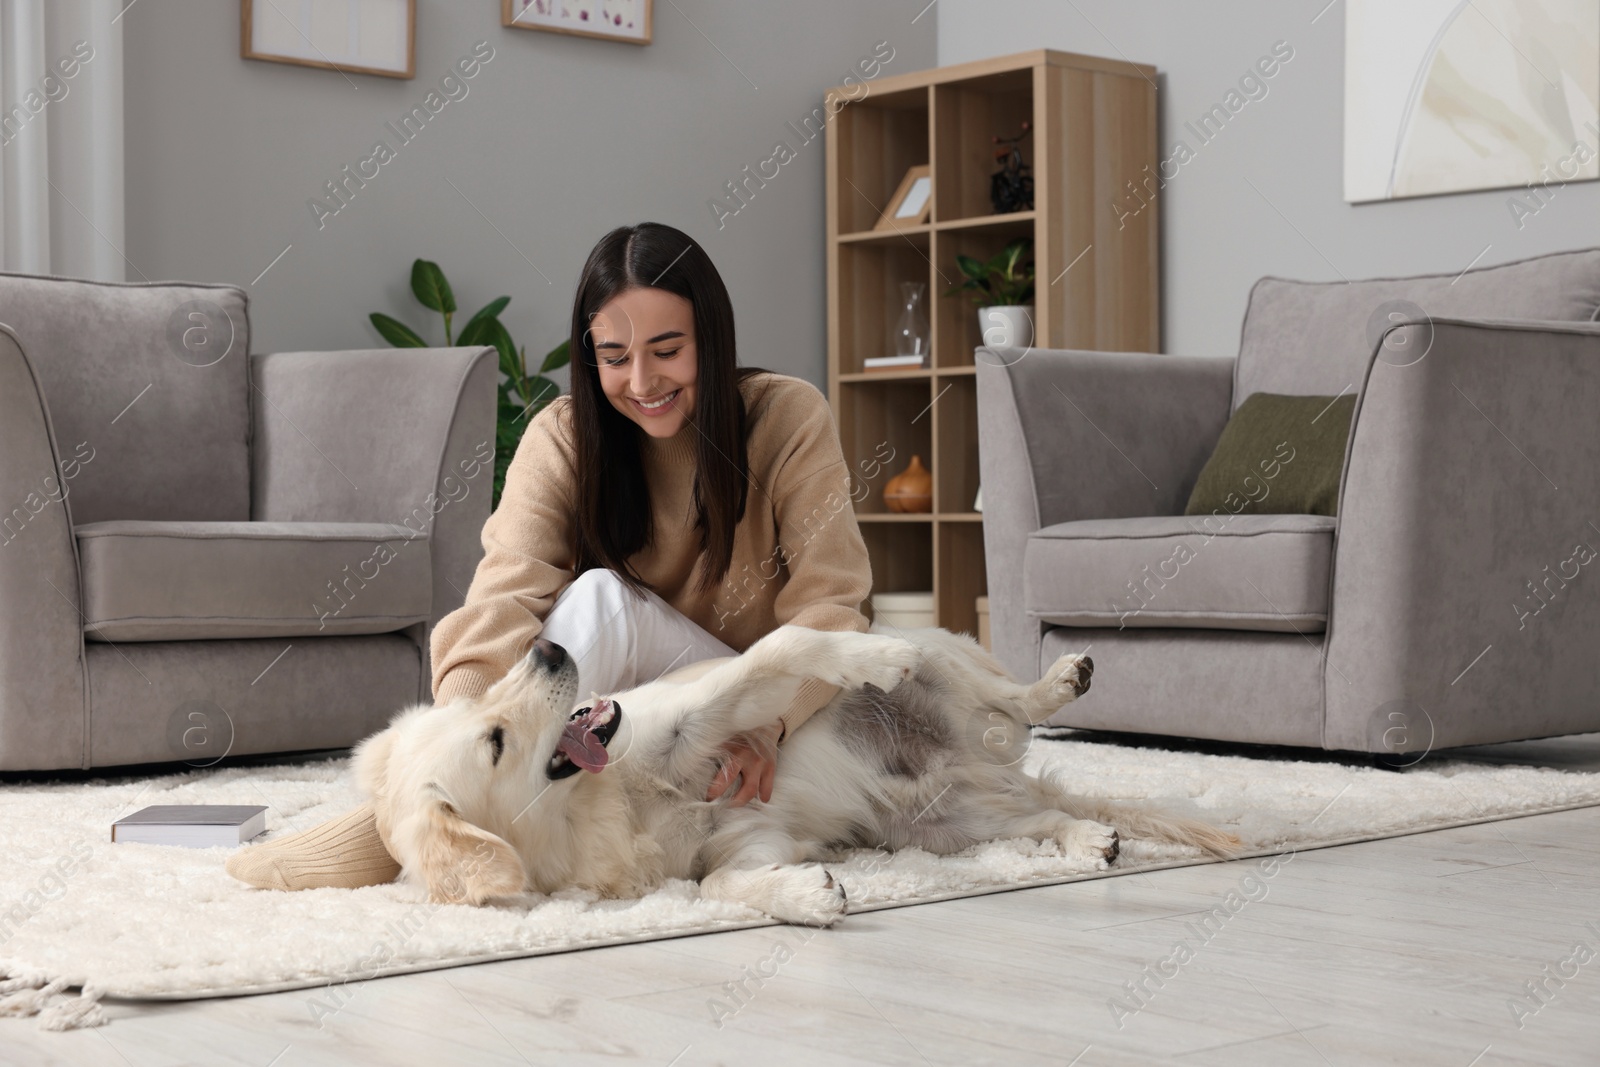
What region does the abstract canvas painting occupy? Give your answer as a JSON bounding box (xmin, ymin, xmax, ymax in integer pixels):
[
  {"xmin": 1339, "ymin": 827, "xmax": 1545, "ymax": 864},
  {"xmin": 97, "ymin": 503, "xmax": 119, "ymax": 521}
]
[
  {"xmin": 503, "ymin": 0, "xmax": 653, "ymax": 45},
  {"xmin": 1344, "ymin": 0, "xmax": 1599, "ymax": 202}
]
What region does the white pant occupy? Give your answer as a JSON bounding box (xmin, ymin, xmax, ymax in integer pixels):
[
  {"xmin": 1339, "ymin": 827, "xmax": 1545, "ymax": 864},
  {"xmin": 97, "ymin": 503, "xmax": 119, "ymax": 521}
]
[{"xmin": 540, "ymin": 568, "xmax": 737, "ymax": 699}]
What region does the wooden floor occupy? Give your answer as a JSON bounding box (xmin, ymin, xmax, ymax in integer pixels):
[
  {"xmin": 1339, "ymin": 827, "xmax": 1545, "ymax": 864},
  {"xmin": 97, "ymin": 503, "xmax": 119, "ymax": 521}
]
[{"xmin": 9, "ymin": 739, "xmax": 1600, "ymax": 1066}]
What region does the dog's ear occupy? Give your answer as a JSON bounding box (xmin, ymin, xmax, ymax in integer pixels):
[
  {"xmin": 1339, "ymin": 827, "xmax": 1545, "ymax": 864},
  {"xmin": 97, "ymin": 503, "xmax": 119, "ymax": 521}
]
[
  {"xmin": 351, "ymin": 724, "xmax": 408, "ymax": 849},
  {"xmin": 351, "ymin": 725, "xmax": 397, "ymax": 802},
  {"xmin": 397, "ymin": 796, "xmax": 526, "ymax": 905}
]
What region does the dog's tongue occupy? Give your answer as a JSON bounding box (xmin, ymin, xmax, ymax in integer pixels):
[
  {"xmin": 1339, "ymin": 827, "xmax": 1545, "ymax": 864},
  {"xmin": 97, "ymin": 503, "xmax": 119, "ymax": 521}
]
[{"xmin": 558, "ymin": 707, "xmax": 610, "ymax": 773}]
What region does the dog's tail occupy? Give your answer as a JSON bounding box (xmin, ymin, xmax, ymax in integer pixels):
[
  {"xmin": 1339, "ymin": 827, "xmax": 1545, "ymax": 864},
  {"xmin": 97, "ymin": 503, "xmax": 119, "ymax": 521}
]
[{"xmin": 1035, "ymin": 774, "xmax": 1241, "ymax": 858}]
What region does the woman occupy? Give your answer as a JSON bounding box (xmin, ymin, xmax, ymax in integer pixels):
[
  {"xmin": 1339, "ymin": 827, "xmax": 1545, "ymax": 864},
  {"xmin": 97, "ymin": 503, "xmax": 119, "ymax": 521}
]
[{"xmin": 228, "ymin": 222, "xmax": 875, "ymax": 891}]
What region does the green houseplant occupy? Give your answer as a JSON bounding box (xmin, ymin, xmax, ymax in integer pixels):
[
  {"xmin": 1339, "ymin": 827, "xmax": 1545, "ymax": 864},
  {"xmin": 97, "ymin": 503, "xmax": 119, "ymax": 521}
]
[
  {"xmin": 370, "ymin": 259, "xmax": 569, "ymax": 508},
  {"xmin": 945, "ymin": 236, "xmax": 1037, "ymax": 349}
]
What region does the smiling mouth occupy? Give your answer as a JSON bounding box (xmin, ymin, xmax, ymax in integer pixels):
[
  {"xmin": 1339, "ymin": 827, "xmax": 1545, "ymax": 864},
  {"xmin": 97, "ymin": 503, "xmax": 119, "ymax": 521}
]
[
  {"xmin": 547, "ymin": 697, "xmax": 622, "ymax": 779},
  {"xmin": 630, "ymin": 389, "xmax": 679, "ymax": 415}
]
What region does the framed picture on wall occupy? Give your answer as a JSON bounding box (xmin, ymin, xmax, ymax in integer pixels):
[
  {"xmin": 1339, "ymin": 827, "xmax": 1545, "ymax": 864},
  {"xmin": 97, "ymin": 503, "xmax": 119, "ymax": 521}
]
[
  {"xmin": 503, "ymin": 0, "xmax": 653, "ymax": 45},
  {"xmin": 241, "ymin": 0, "xmax": 417, "ymax": 80}
]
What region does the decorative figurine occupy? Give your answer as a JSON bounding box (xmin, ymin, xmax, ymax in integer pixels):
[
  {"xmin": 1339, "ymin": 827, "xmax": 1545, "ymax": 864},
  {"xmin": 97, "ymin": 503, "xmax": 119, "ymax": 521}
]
[{"xmin": 990, "ymin": 121, "xmax": 1034, "ymax": 214}]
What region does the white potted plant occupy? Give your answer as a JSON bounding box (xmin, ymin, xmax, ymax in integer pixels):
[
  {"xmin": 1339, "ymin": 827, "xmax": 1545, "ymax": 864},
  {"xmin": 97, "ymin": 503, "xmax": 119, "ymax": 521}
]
[{"xmin": 947, "ymin": 236, "xmax": 1036, "ymax": 350}]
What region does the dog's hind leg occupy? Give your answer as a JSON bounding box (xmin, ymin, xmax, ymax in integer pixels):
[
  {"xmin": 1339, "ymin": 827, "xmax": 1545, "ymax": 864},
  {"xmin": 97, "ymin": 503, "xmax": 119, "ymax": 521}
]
[
  {"xmin": 1012, "ymin": 652, "xmax": 1094, "ymax": 723},
  {"xmin": 893, "ymin": 627, "xmax": 1092, "ymax": 727},
  {"xmin": 1027, "ymin": 774, "xmax": 1241, "ymax": 858},
  {"xmin": 951, "ymin": 649, "xmax": 1094, "ymax": 726},
  {"xmin": 987, "ymin": 808, "xmax": 1120, "ymax": 869},
  {"xmin": 697, "ymin": 826, "xmax": 848, "ymax": 927}
]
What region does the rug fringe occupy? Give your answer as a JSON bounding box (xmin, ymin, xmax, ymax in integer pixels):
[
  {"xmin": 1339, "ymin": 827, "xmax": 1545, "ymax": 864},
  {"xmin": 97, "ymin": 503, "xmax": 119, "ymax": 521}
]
[
  {"xmin": 0, "ymin": 969, "xmax": 105, "ymax": 1030},
  {"xmin": 39, "ymin": 985, "xmax": 106, "ymax": 1031}
]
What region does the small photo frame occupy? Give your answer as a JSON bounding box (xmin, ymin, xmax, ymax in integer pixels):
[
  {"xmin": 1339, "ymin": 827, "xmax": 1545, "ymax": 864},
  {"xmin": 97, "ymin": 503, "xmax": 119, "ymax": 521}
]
[
  {"xmin": 242, "ymin": 0, "xmax": 416, "ymax": 80},
  {"xmin": 874, "ymin": 164, "xmax": 933, "ymax": 231},
  {"xmin": 503, "ymin": 0, "xmax": 653, "ymax": 45}
]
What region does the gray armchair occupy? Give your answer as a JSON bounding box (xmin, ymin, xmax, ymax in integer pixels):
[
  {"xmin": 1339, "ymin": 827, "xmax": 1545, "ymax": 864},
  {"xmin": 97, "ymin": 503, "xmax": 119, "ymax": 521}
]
[
  {"xmin": 0, "ymin": 272, "xmax": 497, "ymax": 770},
  {"xmin": 978, "ymin": 248, "xmax": 1600, "ymax": 756}
]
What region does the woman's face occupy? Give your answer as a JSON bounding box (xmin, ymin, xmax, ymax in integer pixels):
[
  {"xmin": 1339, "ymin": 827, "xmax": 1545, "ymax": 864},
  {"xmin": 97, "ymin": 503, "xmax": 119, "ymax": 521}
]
[{"xmin": 588, "ymin": 286, "xmax": 698, "ymax": 439}]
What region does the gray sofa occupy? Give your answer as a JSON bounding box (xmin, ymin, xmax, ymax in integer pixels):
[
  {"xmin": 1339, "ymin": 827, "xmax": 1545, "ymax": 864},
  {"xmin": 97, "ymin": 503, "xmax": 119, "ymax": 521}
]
[
  {"xmin": 0, "ymin": 272, "xmax": 497, "ymax": 771},
  {"xmin": 977, "ymin": 248, "xmax": 1600, "ymax": 757}
]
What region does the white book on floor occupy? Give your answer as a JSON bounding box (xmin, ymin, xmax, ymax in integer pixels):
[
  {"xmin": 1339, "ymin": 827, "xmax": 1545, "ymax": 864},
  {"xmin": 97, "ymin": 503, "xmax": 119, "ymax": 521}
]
[{"xmin": 111, "ymin": 805, "xmax": 268, "ymax": 847}]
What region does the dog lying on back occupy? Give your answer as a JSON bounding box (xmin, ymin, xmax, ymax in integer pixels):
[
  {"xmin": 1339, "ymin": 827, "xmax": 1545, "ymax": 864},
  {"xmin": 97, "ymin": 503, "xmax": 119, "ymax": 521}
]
[{"xmin": 353, "ymin": 624, "xmax": 1239, "ymax": 924}]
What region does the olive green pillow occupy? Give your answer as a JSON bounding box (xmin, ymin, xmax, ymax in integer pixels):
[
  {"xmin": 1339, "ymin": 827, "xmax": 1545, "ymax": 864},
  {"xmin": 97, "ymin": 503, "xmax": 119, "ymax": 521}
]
[{"xmin": 1183, "ymin": 392, "xmax": 1357, "ymax": 518}]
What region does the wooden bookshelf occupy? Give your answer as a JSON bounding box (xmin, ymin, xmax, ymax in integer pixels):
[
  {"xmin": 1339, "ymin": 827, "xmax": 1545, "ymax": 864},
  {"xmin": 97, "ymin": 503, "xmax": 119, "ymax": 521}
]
[{"xmin": 824, "ymin": 49, "xmax": 1160, "ymax": 640}]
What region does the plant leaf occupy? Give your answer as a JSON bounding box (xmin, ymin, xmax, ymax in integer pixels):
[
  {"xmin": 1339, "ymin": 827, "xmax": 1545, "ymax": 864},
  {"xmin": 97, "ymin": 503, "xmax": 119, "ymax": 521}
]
[
  {"xmin": 521, "ymin": 375, "xmax": 561, "ymax": 409},
  {"xmin": 459, "ymin": 316, "xmax": 519, "ymax": 378},
  {"xmin": 369, "ymin": 312, "xmax": 426, "ymax": 347},
  {"xmin": 539, "ymin": 339, "xmax": 571, "ymax": 373},
  {"xmin": 457, "ymin": 316, "xmax": 493, "ymax": 348},
  {"xmin": 954, "ymin": 254, "xmax": 987, "ymax": 282},
  {"xmin": 410, "ymin": 259, "xmax": 456, "ymax": 314},
  {"xmin": 489, "ymin": 319, "xmax": 521, "ymax": 380},
  {"xmin": 463, "ymin": 296, "xmax": 510, "ymax": 335}
]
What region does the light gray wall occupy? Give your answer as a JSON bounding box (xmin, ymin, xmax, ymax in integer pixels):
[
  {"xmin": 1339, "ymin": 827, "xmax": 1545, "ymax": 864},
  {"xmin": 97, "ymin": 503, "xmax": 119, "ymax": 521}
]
[
  {"xmin": 123, "ymin": 2, "xmax": 934, "ymax": 388},
  {"xmin": 938, "ymin": 1, "xmax": 1600, "ymax": 357}
]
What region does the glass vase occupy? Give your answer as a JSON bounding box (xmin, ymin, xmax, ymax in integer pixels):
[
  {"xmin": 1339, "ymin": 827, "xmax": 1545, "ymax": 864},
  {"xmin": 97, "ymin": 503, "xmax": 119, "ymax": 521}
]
[{"xmin": 893, "ymin": 281, "xmax": 930, "ymax": 366}]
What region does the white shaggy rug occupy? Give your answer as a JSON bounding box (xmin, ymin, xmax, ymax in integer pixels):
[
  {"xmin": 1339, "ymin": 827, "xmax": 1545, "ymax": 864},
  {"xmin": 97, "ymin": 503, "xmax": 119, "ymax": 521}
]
[{"xmin": 3, "ymin": 732, "xmax": 1598, "ymax": 1030}]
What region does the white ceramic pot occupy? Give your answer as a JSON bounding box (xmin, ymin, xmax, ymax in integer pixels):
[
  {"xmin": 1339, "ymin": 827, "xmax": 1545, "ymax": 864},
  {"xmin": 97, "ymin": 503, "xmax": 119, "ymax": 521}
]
[{"xmin": 978, "ymin": 305, "xmax": 1035, "ymax": 350}]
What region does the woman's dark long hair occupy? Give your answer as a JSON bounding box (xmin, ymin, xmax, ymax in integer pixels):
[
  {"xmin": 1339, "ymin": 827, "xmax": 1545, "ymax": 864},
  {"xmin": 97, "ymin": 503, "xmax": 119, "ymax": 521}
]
[{"xmin": 568, "ymin": 222, "xmax": 769, "ymax": 597}]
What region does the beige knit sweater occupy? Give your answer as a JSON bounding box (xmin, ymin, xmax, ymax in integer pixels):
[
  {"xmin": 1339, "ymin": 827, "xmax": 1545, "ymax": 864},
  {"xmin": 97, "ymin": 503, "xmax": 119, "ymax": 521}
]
[{"xmin": 429, "ymin": 370, "xmax": 874, "ymax": 740}]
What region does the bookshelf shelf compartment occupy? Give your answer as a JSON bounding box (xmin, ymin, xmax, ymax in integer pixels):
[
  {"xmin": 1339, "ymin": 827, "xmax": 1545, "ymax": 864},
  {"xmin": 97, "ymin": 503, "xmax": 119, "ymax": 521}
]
[
  {"xmin": 933, "ymin": 219, "xmax": 1037, "ymax": 370},
  {"xmin": 932, "ymin": 69, "xmax": 1034, "ymax": 225},
  {"xmin": 832, "ymin": 86, "xmax": 930, "ymax": 235},
  {"xmin": 837, "ymin": 236, "xmax": 933, "ymax": 377},
  {"xmin": 936, "ymin": 522, "xmax": 989, "ymax": 638},
  {"xmin": 862, "ymin": 522, "xmax": 934, "ymax": 596},
  {"xmin": 837, "ymin": 379, "xmax": 934, "ymax": 517},
  {"xmin": 931, "ymin": 375, "xmax": 980, "ymax": 515}
]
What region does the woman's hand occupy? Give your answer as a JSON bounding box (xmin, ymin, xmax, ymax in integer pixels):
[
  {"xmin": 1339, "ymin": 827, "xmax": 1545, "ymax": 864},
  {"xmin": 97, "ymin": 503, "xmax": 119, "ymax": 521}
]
[{"xmin": 706, "ymin": 722, "xmax": 783, "ymax": 806}]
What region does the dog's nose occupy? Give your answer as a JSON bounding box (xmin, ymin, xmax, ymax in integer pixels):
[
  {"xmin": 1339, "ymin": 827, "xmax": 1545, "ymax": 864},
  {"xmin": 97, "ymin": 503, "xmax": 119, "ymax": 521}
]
[{"xmin": 531, "ymin": 637, "xmax": 568, "ymax": 670}]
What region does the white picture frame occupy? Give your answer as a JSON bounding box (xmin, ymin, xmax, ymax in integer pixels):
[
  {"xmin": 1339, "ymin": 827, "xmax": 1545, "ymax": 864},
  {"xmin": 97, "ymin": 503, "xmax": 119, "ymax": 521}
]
[{"xmin": 242, "ymin": 0, "xmax": 416, "ymax": 80}]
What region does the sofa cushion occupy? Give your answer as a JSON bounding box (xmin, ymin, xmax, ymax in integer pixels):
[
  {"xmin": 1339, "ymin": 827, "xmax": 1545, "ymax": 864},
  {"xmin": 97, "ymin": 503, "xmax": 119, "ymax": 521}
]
[
  {"xmin": 1184, "ymin": 392, "xmax": 1357, "ymax": 518},
  {"xmin": 1236, "ymin": 247, "xmax": 1600, "ymax": 406},
  {"xmin": 0, "ymin": 273, "xmax": 251, "ymax": 524},
  {"xmin": 76, "ymin": 521, "xmax": 431, "ymax": 641},
  {"xmin": 1025, "ymin": 513, "xmax": 1335, "ymax": 633}
]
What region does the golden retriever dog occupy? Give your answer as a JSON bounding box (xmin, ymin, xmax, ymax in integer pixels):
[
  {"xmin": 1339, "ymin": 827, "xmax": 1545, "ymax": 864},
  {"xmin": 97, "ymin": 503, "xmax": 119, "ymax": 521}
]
[{"xmin": 354, "ymin": 624, "xmax": 1238, "ymax": 925}]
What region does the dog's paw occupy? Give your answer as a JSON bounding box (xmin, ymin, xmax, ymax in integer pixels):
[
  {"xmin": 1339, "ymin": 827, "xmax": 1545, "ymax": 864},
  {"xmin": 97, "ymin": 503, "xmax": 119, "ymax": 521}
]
[
  {"xmin": 828, "ymin": 635, "xmax": 918, "ymax": 693},
  {"xmin": 1045, "ymin": 653, "xmax": 1094, "ymax": 703},
  {"xmin": 1059, "ymin": 819, "xmax": 1119, "ymax": 870},
  {"xmin": 766, "ymin": 864, "xmax": 849, "ymax": 927}
]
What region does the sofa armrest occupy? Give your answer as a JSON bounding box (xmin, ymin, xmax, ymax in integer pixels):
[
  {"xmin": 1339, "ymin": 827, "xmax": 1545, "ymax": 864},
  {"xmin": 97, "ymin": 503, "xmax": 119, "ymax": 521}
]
[
  {"xmin": 250, "ymin": 346, "xmax": 498, "ymax": 695},
  {"xmin": 0, "ymin": 327, "xmax": 89, "ymax": 769},
  {"xmin": 975, "ymin": 347, "xmax": 1236, "ymax": 680},
  {"xmin": 1325, "ymin": 318, "xmax": 1600, "ymax": 751}
]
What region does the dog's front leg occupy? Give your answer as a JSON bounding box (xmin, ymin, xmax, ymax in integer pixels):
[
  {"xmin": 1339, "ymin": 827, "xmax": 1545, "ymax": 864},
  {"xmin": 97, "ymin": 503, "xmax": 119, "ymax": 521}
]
[
  {"xmin": 712, "ymin": 625, "xmax": 919, "ymax": 731},
  {"xmin": 700, "ymin": 863, "xmax": 849, "ymax": 926},
  {"xmin": 608, "ymin": 627, "xmax": 916, "ymax": 789},
  {"xmin": 697, "ymin": 828, "xmax": 848, "ymax": 926}
]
